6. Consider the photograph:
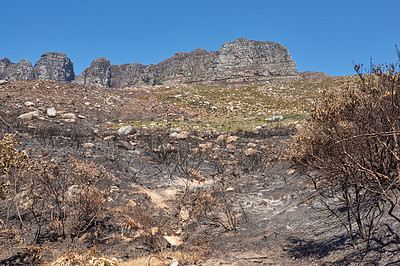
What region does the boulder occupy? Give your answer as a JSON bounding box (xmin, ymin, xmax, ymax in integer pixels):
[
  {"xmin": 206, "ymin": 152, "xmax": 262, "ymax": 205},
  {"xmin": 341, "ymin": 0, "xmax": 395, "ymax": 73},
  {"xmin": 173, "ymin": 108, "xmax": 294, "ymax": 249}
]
[
  {"xmin": 118, "ymin": 125, "xmax": 136, "ymax": 136},
  {"xmin": 61, "ymin": 113, "xmax": 77, "ymax": 120},
  {"xmin": 47, "ymin": 107, "xmax": 57, "ymax": 117},
  {"xmin": 19, "ymin": 110, "xmax": 40, "ymax": 120},
  {"xmin": 170, "ymin": 131, "xmax": 189, "ymax": 140},
  {"xmin": 24, "ymin": 101, "xmax": 35, "ymax": 107}
]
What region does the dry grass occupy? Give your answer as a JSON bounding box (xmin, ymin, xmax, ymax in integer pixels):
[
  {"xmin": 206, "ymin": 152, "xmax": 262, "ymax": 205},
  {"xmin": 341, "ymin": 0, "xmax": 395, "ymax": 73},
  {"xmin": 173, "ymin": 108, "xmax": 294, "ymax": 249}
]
[{"xmin": 123, "ymin": 75, "xmax": 359, "ymax": 132}]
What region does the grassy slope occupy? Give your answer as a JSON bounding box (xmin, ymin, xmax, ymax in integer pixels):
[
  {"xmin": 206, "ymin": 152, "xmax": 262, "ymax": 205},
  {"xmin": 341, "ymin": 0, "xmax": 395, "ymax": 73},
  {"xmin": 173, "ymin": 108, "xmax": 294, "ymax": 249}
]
[{"xmin": 126, "ymin": 75, "xmax": 358, "ymax": 132}]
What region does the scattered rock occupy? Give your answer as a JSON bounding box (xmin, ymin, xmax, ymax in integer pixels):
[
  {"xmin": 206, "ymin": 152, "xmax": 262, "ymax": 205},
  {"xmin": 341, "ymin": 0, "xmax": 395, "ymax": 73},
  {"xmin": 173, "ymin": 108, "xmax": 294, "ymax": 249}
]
[
  {"xmin": 24, "ymin": 101, "xmax": 35, "ymax": 107},
  {"xmin": 126, "ymin": 200, "xmax": 137, "ymax": 208},
  {"xmin": 266, "ymin": 115, "xmax": 283, "ymax": 122},
  {"xmin": 226, "ymin": 144, "xmax": 236, "ymax": 150},
  {"xmin": 216, "ymin": 134, "xmax": 226, "ymax": 142},
  {"xmin": 61, "ymin": 113, "xmax": 77, "ymax": 120},
  {"xmin": 170, "ymin": 131, "xmax": 189, "ymax": 140},
  {"xmin": 163, "ymin": 236, "xmax": 183, "ymax": 246},
  {"xmin": 226, "ymin": 135, "xmax": 240, "ymax": 143},
  {"xmin": 82, "ymin": 143, "xmax": 95, "ymax": 148},
  {"xmin": 18, "ymin": 110, "xmax": 40, "ymax": 120},
  {"xmin": 47, "ymin": 107, "xmax": 56, "ymax": 117},
  {"xmin": 199, "ymin": 142, "xmax": 213, "ymax": 150},
  {"xmin": 118, "ymin": 125, "xmax": 136, "ymax": 136},
  {"xmin": 169, "ymin": 259, "xmax": 179, "ymax": 266},
  {"xmin": 248, "ymin": 143, "xmax": 257, "ymax": 148},
  {"xmin": 244, "ymin": 148, "xmax": 259, "ymax": 156}
]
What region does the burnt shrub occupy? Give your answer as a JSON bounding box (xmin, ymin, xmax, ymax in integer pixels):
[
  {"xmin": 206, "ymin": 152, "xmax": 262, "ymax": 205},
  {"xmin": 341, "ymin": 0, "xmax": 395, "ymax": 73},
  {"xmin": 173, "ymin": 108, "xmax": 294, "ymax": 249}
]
[{"xmin": 292, "ymin": 56, "xmax": 400, "ymax": 247}]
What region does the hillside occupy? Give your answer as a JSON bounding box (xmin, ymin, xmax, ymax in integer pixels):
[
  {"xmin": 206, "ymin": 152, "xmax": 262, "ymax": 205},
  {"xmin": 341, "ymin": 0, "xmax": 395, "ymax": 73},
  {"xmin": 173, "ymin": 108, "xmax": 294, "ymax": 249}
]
[{"xmin": 0, "ymin": 76, "xmax": 398, "ymax": 265}]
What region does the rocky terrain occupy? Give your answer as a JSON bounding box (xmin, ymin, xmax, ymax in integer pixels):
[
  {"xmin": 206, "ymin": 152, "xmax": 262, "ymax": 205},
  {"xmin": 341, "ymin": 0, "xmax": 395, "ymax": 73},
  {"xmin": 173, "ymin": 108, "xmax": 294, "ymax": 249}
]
[
  {"xmin": 1, "ymin": 38, "xmax": 301, "ymax": 88},
  {"xmin": 1, "ymin": 77, "xmax": 399, "ymax": 265}
]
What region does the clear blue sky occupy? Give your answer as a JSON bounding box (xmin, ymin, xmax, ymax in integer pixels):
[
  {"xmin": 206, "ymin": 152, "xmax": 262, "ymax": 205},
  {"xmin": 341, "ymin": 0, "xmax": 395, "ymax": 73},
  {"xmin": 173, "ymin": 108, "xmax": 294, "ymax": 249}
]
[{"xmin": 1, "ymin": 0, "xmax": 399, "ymax": 76}]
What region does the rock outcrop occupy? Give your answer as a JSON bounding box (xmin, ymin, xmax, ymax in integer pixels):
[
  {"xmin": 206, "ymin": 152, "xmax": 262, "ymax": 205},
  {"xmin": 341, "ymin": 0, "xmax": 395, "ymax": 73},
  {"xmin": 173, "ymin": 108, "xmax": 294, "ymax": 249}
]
[
  {"xmin": 33, "ymin": 52, "xmax": 75, "ymax": 82},
  {"xmin": 74, "ymin": 57, "xmax": 111, "ymax": 87},
  {"xmin": 107, "ymin": 38, "xmax": 300, "ymax": 87},
  {"xmin": 0, "ymin": 38, "xmax": 301, "ymax": 87},
  {"xmin": 7, "ymin": 59, "xmax": 35, "ymax": 81},
  {"xmin": 0, "ymin": 58, "xmax": 15, "ymax": 80}
]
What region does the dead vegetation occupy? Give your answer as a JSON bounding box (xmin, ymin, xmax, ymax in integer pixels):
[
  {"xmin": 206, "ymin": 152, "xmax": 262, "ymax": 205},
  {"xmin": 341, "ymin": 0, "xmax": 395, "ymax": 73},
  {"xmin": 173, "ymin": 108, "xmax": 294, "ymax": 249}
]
[
  {"xmin": 2, "ymin": 62, "xmax": 400, "ymax": 265},
  {"xmin": 292, "ymin": 55, "xmax": 400, "ymax": 249}
]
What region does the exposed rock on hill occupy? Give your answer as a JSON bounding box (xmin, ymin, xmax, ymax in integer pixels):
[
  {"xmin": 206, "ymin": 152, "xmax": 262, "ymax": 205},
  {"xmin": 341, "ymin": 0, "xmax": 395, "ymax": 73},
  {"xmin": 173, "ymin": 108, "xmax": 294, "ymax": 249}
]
[
  {"xmin": 7, "ymin": 59, "xmax": 34, "ymax": 81},
  {"xmin": 0, "ymin": 58, "xmax": 15, "ymax": 80},
  {"xmin": 300, "ymin": 71, "xmax": 330, "ymax": 80},
  {"xmin": 33, "ymin": 52, "xmax": 75, "ymax": 82},
  {"xmin": 0, "ymin": 38, "xmax": 301, "ymax": 87},
  {"xmin": 74, "ymin": 57, "xmax": 111, "ymax": 87}
]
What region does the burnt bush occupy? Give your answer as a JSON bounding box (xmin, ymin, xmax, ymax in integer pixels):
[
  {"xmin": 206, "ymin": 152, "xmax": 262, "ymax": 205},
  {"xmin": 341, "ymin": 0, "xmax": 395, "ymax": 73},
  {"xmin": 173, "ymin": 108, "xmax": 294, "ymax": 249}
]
[
  {"xmin": 1, "ymin": 155, "xmax": 114, "ymax": 244},
  {"xmin": 292, "ymin": 55, "xmax": 400, "ymax": 247}
]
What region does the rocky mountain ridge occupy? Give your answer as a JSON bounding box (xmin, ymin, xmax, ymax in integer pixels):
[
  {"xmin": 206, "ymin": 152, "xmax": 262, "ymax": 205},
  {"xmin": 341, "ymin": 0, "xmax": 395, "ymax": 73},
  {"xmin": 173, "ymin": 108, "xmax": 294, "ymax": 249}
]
[{"xmin": 0, "ymin": 38, "xmax": 306, "ymax": 88}]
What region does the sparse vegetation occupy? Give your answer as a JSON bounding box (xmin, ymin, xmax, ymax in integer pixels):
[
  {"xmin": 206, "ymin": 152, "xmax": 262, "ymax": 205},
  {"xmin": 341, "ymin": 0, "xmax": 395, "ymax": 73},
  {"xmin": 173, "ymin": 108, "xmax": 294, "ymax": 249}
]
[
  {"xmin": 2, "ymin": 66, "xmax": 400, "ymax": 264},
  {"xmin": 292, "ymin": 56, "xmax": 400, "ymax": 248}
]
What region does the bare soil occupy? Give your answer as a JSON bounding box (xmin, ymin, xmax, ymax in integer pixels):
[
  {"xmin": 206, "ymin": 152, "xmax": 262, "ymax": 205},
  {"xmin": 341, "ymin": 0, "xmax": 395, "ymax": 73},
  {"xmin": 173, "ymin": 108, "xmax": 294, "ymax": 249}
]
[{"xmin": 0, "ymin": 80, "xmax": 399, "ymax": 265}]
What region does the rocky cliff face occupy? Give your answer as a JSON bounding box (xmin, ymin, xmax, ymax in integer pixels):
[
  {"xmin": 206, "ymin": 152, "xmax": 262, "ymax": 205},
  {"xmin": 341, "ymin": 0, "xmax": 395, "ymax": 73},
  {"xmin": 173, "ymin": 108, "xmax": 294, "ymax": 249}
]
[
  {"xmin": 33, "ymin": 52, "xmax": 75, "ymax": 82},
  {"xmin": 0, "ymin": 38, "xmax": 301, "ymax": 86},
  {"xmin": 110, "ymin": 38, "xmax": 300, "ymax": 87},
  {"xmin": 0, "ymin": 58, "xmax": 15, "ymax": 80},
  {"xmin": 7, "ymin": 59, "xmax": 35, "ymax": 81},
  {"xmin": 74, "ymin": 57, "xmax": 111, "ymax": 87}
]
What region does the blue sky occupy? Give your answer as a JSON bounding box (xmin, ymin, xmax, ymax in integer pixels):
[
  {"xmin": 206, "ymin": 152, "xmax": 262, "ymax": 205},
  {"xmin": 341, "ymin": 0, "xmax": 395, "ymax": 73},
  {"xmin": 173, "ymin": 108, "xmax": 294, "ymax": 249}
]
[{"xmin": 1, "ymin": 0, "xmax": 399, "ymax": 76}]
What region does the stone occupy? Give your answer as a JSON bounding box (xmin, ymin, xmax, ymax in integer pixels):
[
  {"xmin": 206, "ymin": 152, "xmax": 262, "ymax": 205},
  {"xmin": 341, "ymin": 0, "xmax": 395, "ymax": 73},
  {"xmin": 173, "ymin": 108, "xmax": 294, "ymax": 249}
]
[
  {"xmin": 225, "ymin": 135, "xmax": 240, "ymax": 143},
  {"xmin": 244, "ymin": 148, "xmax": 259, "ymax": 156},
  {"xmin": 226, "ymin": 144, "xmax": 236, "ymax": 150},
  {"xmin": 163, "ymin": 236, "xmax": 183, "ymax": 246},
  {"xmin": 118, "ymin": 125, "xmax": 136, "ymax": 136},
  {"xmin": 0, "ymin": 80, "xmax": 7, "ymax": 85},
  {"xmin": 24, "ymin": 101, "xmax": 35, "ymax": 107},
  {"xmin": 47, "ymin": 107, "xmax": 57, "ymax": 117},
  {"xmin": 266, "ymin": 115, "xmax": 283, "ymax": 122},
  {"xmin": 18, "ymin": 110, "xmax": 39, "ymax": 120},
  {"xmin": 216, "ymin": 134, "xmax": 226, "ymax": 142},
  {"xmin": 82, "ymin": 143, "xmax": 95, "ymax": 148},
  {"xmin": 126, "ymin": 200, "xmax": 137, "ymax": 208},
  {"xmin": 64, "ymin": 119, "xmax": 76, "ymax": 123},
  {"xmin": 61, "ymin": 113, "xmax": 77, "ymax": 120},
  {"xmin": 78, "ymin": 115, "xmax": 86, "ymax": 119},
  {"xmin": 169, "ymin": 259, "xmax": 179, "ymax": 266},
  {"xmin": 33, "ymin": 52, "xmax": 75, "ymax": 82},
  {"xmin": 170, "ymin": 131, "xmax": 189, "ymax": 140}
]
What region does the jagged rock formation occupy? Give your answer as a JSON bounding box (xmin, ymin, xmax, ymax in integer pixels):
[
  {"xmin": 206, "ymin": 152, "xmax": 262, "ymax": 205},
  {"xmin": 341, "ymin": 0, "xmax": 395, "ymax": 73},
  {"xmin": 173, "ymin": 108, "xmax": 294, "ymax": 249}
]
[
  {"xmin": 109, "ymin": 63, "xmax": 146, "ymax": 88},
  {"xmin": 0, "ymin": 38, "xmax": 301, "ymax": 87},
  {"xmin": 74, "ymin": 57, "xmax": 111, "ymax": 87},
  {"xmin": 33, "ymin": 52, "xmax": 75, "ymax": 82},
  {"xmin": 0, "ymin": 58, "xmax": 15, "ymax": 80},
  {"xmin": 109, "ymin": 38, "xmax": 300, "ymax": 87},
  {"xmin": 300, "ymin": 71, "xmax": 330, "ymax": 80},
  {"xmin": 7, "ymin": 59, "xmax": 34, "ymax": 81}
]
